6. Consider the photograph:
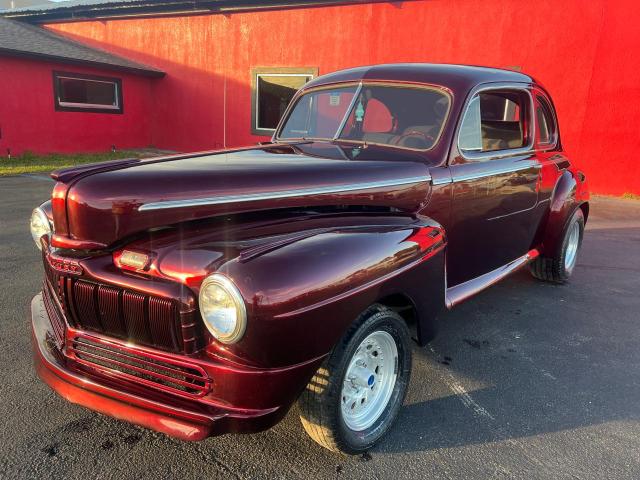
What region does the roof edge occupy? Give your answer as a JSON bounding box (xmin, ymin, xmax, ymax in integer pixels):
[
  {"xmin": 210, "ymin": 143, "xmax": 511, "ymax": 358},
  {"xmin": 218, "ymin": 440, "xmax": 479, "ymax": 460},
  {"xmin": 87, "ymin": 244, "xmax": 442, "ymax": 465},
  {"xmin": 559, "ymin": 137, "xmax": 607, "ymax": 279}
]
[
  {"xmin": 0, "ymin": 46, "xmax": 166, "ymax": 77},
  {"xmin": 1, "ymin": 0, "xmax": 395, "ymax": 24}
]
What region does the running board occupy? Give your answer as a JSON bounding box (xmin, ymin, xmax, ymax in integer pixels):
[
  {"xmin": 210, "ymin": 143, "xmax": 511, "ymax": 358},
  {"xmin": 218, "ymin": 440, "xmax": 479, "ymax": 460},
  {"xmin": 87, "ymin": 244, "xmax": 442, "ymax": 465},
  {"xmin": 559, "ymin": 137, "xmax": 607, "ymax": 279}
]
[{"xmin": 445, "ymin": 249, "xmax": 540, "ymax": 309}]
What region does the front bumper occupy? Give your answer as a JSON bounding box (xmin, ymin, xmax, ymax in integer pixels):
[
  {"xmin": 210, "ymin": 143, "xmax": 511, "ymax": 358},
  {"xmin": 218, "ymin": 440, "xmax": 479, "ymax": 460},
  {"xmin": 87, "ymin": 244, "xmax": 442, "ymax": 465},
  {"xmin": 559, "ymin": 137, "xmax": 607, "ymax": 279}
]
[{"xmin": 31, "ymin": 293, "xmax": 322, "ymax": 441}]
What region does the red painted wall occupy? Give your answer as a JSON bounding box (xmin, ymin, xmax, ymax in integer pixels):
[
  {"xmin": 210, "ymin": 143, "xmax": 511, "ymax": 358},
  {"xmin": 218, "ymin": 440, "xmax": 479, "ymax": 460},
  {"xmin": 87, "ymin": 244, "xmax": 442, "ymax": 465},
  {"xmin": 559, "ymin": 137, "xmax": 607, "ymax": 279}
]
[
  {"xmin": 30, "ymin": 0, "xmax": 640, "ymax": 195},
  {"xmin": 0, "ymin": 56, "xmax": 155, "ymax": 155}
]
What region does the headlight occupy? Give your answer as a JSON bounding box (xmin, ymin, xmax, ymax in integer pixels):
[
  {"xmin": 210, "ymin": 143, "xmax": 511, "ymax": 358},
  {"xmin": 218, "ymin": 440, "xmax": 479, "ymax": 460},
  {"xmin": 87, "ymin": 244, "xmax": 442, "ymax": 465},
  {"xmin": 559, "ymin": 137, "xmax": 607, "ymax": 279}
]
[
  {"xmin": 30, "ymin": 207, "xmax": 52, "ymax": 250},
  {"xmin": 198, "ymin": 274, "xmax": 247, "ymax": 344}
]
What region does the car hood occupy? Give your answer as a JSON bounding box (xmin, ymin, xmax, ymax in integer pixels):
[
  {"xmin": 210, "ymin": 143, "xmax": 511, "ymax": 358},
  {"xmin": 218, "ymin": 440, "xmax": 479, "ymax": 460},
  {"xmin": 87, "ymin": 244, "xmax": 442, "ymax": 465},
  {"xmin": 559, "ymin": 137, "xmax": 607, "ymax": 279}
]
[{"xmin": 52, "ymin": 142, "xmax": 433, "ymax": 249}]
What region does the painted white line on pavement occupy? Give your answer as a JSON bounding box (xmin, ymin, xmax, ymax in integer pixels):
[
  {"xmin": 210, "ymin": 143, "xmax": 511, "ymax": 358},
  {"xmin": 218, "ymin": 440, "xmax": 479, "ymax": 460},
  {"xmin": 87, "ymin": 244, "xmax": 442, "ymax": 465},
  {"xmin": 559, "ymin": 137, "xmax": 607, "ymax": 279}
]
[{"xmin": 429, "ymin": 346, "xmax": 495, "ymax": 421}]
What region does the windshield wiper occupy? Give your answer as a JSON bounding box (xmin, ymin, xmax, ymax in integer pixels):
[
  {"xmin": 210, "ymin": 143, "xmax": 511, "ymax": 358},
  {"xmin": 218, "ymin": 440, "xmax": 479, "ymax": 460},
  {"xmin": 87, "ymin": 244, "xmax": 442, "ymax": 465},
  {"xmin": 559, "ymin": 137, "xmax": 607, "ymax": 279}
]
[
  {"xmin": 274, "ymin": 137, "xmax": 315, "ymax": 144},
  {"xmin": 330, "ymin": 138, "xmax": 369, "ymax": 149}
]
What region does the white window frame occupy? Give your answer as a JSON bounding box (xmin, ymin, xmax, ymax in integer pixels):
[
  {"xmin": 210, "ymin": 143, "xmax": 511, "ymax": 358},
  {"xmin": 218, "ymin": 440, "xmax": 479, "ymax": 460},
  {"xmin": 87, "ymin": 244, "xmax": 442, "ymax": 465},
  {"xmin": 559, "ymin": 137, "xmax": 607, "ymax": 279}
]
[{"xmin": 251, "ymin": 67, "xmax": 317, "ymax": 135}]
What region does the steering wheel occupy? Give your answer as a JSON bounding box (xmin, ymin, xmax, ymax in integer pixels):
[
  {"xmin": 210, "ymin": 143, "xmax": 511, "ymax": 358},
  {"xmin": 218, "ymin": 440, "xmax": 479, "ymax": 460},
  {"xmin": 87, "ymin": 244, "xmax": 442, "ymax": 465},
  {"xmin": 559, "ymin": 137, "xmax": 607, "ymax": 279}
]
[{"xmin": 393, "ymin": 130, "xmax": 434, "ymax": 147}]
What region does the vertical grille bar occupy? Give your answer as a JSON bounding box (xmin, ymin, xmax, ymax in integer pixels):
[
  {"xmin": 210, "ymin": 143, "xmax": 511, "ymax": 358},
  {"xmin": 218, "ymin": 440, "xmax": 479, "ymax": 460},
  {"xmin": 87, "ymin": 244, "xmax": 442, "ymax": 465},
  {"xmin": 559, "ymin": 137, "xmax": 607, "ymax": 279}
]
[
  {"xmin": 73, "ymin": 281, "xmax": 101, "ymax": 331},
  {"xmin": 42, "ymin": 283, "xmax": 65, "ymax": 348},
  {"xmin": 122, "ymin": 291, "xmax": 152, "ymax": 345},
  {"xmin": 148, "ymin": 297, "xmax": 181, "ymax": 350},
  {"xmin": 64, "ymin": 277, "xmax": 78, "ymax": 327},
  {"xmin": 45, "ymin": 257, "xmax": 56, "ymax": 287},
  {"xmin": 97, "ymin": 285, "xmax": 125, "ymax": 337},
  {"xmin": 44, "ymin": 256, "xmax": 65, "ymax": 306}
]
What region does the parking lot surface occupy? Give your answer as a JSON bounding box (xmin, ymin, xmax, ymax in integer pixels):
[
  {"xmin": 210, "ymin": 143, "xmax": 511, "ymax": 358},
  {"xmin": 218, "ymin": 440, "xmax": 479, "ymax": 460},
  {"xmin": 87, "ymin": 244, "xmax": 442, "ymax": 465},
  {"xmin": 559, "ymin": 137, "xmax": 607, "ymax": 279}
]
[{"xmin": 1, "ymin": 174, "xmax": 639, "ymax": 479}]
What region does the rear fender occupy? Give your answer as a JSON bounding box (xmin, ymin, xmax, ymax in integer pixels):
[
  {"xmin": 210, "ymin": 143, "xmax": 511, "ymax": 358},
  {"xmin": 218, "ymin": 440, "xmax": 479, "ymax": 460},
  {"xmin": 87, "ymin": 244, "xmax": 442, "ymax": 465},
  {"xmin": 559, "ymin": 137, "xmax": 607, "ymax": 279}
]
[{"xmin": 539, "ymin": 169, "xmax": 590, "ymax": 255}]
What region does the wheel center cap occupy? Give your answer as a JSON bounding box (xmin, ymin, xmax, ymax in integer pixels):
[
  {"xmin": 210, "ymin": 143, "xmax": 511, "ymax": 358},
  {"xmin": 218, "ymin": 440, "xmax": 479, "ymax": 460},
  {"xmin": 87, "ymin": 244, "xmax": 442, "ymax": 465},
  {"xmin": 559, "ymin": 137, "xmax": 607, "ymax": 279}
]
[{"xmin": 350, "ymin": 365, "xmax": 375, "ymax": 389}]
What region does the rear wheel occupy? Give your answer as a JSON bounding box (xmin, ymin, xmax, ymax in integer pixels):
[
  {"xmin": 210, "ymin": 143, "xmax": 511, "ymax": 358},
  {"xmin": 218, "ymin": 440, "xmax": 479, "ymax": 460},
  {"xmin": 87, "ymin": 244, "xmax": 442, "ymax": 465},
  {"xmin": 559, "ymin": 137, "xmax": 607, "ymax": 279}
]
[
  {"xmin": 298, "ymin": 305, "xmax": 411, "ymax": 454},
  {"xmin": 530, "ymin": 208, "xmax": 585, "ymax": 283}
]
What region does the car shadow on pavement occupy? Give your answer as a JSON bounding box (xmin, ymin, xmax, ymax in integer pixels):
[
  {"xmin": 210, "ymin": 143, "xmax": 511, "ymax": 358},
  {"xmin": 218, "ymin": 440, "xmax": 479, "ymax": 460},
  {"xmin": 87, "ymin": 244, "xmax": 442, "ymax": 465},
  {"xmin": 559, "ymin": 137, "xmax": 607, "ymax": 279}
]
[
  {"xmin": 378, "ymin": 377, "xmax": 640, "ymax": 455},
  {"xmin": 374, "ymin": 227, "xmax": 640, "ymax": 455}
]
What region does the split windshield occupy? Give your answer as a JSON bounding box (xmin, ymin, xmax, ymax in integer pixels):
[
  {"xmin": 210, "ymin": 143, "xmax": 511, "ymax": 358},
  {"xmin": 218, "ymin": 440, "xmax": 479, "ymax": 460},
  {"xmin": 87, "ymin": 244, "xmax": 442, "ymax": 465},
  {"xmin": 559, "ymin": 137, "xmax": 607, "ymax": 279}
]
[{"xmin": 277, "ymin": 83, "xmax": 450, "ymax": 150}]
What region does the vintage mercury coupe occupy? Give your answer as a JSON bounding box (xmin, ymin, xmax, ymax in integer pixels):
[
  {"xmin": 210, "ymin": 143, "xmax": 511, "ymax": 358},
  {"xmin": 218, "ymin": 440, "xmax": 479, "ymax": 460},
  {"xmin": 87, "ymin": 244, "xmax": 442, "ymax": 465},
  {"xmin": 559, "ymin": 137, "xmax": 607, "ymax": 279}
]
[{"xmin": 30, "ymin": 64, "xmax": 589, "ymax": 453}]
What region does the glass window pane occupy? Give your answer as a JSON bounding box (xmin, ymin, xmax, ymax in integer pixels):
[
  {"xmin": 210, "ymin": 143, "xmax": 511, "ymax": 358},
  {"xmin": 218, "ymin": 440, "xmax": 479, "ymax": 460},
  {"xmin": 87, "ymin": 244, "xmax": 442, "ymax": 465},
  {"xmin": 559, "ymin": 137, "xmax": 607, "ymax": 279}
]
[
  {"xmin": 537, "ymin": 107, "xmax": 550, "ymax": 143},
  {"xmin": 280, "ymin": 84, "xmax": 450, "ymax": 150},
  {"xmin": 279, "ymin": 86, "xmax": 358, "ymax": 139},
  {"xmin": 536, "ymin": 96, "xmax": 555, "ymax": 144},
  {"xmin": 459, "ymin": 96, "xmax": 482, "ymax": 152},
  {"xmin": 58, "ymin": 77, "xmax": 117, "ymax": 106},
  {"xmin": 460, "ymin": 90, "xmax": 530, "ymax": 154},
  {"xmin": 257, "ymin": 75, "xmax": 312, "ymax": 130},
  {"xmin": 479, "ymin": 91, "xmax": 526, "ymax": 152},
  {"xmin": 338, "ymin": 85, "xmax": 450, "ymax": 150}
]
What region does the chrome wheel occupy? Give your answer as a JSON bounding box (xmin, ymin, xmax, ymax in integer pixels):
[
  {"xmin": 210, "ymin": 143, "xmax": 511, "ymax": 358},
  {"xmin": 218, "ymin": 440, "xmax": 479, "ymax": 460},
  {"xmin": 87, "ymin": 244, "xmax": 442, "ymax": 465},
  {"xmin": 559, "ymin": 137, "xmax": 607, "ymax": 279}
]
[
  {"xmin": 564, "ymin": 221, "xmax": 580, "ymax": 272},
  {"xmin": 341, "ymin": 330, "xmax": 398, "ymax": 432}
]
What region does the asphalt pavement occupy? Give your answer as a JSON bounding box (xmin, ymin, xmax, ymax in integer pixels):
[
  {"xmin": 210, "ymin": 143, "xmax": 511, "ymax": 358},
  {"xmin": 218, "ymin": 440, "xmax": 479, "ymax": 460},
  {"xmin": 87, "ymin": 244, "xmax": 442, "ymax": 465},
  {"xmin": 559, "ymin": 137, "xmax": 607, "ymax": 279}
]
[{"xmin": 1, "ymin": 174, "xmax": 639, "ymax": 479}]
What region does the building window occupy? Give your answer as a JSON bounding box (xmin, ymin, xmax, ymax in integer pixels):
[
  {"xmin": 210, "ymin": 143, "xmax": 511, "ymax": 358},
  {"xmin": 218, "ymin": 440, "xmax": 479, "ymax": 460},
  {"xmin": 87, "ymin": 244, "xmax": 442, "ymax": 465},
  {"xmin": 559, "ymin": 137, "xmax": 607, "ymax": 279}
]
[
  {"xmin": 53, "ymin": 71, "xmax": 123, "ymax": 114},
  {"xmin": 251, "ymin": 67, "xmax": 317, "ymax": 135}
]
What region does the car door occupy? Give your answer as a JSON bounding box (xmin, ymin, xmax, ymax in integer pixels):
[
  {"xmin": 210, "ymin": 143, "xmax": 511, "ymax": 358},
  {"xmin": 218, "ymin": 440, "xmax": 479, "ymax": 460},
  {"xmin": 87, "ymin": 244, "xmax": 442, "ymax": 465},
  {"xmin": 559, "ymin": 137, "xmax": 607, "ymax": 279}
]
[{"xmin": 445, "ymin": 84, "xmax": 541, "ymax": 286}]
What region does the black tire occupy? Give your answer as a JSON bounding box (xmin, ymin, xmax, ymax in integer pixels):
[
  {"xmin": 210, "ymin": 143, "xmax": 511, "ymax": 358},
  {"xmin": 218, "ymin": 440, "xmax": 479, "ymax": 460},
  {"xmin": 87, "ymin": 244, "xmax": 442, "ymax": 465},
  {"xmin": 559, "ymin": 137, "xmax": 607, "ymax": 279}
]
[
  {"xmin": 298, "ymin": 305, "xmax": 412, "ymax": 454},
  {"xmin": 530, "ymin": 208, "xmax": 585, "ymax": 283}
]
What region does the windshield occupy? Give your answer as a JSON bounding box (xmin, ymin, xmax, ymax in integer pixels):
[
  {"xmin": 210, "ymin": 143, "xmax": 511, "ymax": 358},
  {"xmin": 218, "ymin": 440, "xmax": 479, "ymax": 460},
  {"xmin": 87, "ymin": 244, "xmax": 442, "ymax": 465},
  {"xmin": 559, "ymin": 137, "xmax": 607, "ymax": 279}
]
[{"xmin": 277, "ymin": 83, "xmax": 450, "ymax": 150}]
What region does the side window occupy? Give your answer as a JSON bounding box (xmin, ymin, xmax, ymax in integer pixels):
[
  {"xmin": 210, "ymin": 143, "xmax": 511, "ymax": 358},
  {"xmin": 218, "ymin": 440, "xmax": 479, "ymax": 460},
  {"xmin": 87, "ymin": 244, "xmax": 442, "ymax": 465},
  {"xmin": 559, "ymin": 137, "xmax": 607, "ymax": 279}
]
[
  {"xmin": 458, "ymin": 96, "xmax": 482, "ymax": 151},
  {"xmin": 536, "ymin": 95, "xmax": 557, "ymax": 146},
  {"xmin": 459, "ymin": 89, "xmax": 531, "ymax": 155}
]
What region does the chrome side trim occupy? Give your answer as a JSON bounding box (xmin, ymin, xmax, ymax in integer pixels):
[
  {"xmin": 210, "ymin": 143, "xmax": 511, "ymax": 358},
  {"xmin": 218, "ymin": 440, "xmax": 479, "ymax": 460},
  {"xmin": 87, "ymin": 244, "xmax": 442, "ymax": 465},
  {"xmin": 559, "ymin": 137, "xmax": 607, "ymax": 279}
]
[
  {"xmin": 431, "ymin": 176, "xmax": 453, "ymax": 186},
  {"xmin": 139, "ymin": 176, "xmax": 430, "ymax": 211},
  {"xmin": 487, "ymin": 198, "xmax": 549, "ymax": 221},
  {"xmin": 445, "ymin": 249, "xmax": 540, "ymax": 309},
  {"xmin": 452, "ymin": 161, "xmax": 539, "ymax": 183}
]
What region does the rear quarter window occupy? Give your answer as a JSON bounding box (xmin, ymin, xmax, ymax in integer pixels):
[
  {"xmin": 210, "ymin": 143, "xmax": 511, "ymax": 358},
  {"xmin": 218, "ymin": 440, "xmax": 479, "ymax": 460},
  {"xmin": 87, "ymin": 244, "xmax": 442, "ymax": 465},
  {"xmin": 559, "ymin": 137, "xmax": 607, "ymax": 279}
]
[{"xmin": 536, "ymin": 95, "xmax": 557, "ymax": 146}]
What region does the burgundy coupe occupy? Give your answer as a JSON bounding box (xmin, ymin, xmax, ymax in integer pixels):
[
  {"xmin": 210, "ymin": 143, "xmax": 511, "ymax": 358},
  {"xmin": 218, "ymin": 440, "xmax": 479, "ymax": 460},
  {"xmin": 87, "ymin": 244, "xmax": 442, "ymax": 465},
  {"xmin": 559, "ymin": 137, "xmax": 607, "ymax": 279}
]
[{"xmin": 29, "ymin": 64, "xmax": 589, "ymax": 454}]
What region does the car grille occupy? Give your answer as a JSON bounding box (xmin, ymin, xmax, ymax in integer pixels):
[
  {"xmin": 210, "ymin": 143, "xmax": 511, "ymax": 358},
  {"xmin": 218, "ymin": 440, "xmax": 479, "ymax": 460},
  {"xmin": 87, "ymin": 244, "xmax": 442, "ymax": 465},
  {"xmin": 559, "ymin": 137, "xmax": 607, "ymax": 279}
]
[
  {"xmin": 42, "ymin": 282, "xmax": 66, "ymax": 348},
  {"xmin": 43, "ymin": 255, "xmax": 194, "ymax": 353},
  {"xmin": 69, "ymin": 333, "xmax": 210, "ymax": 397}
]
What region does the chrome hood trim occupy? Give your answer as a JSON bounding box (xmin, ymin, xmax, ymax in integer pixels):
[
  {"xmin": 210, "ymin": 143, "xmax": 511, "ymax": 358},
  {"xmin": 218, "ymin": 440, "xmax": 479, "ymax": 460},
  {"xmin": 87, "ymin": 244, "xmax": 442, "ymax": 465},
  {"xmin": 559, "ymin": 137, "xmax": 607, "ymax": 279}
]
[{"xmin": 139, "ymin": 175, "xmax": 430, "ymax": 211}]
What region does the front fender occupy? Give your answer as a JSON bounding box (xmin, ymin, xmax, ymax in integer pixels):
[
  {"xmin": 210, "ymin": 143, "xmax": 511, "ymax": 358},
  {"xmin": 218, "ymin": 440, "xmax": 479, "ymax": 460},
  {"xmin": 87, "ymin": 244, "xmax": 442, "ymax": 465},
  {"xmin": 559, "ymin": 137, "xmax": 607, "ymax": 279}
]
[
  {"xmin": 540, "ymin": 169, "xmax": 589, "ymax": 255},
  {"xmin": 215, "ymin": 217, "xmax": 446, "ymax": 367}
]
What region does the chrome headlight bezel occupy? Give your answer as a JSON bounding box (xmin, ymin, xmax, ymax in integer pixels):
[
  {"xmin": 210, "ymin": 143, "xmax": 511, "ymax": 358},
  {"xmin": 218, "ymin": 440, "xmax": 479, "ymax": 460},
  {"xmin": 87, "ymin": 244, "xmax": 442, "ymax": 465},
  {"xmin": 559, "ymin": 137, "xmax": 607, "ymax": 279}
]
[
  {"xmin": 198, "ymin": 274, "xmax": 247, "ymax": 344},
  {"xmin": 30, "ymin": 207, "xmax": 52, "ymax": 251}
]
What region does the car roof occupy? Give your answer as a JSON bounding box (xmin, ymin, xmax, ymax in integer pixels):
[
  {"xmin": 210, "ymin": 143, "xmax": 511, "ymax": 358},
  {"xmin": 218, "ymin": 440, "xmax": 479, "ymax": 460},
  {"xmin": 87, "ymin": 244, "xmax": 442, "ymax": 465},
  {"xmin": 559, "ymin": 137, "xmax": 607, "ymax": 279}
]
[{"xmin": 304, "ymin": 63, "xmax": 535, "ymax": 93}]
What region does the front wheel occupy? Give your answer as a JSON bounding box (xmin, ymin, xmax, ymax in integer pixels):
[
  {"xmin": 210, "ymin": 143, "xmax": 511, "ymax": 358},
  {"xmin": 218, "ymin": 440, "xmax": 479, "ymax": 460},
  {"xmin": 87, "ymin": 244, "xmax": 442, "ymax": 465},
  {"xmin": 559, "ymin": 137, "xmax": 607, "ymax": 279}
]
[
  {"xmin": 530, "ymin": 208, "xmax": 585, "ymax": 283},
  {"xmin": 298, "ymin": 305, "xmax": 412, "ymax": 454}
]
